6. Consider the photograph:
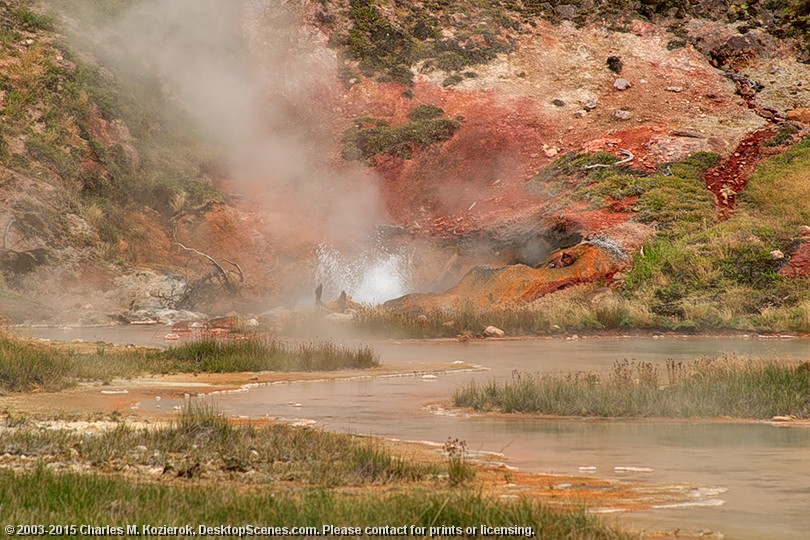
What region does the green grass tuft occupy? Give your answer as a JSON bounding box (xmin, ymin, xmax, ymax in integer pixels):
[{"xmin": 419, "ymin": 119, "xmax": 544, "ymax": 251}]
[
  {"xmin": 343, "ymin": 109, "xmax": 461, "ymax": 161},
  {"xmin": 453, "ymin": 355, "xmax": 810, "ymax": 419},
  {"xmin": 0, "ymin": 334, "xmax": 379, "ymax": 395}
]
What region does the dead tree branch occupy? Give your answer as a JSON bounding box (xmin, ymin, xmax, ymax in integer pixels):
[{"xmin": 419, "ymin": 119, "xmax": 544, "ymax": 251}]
[
  {"xmin": 222, "ymin": 258, "xmax": 245, "ymax": 284},
  {"xmin": 175, "ymin": 242, "xmax": 242, "ymax": 293},
  {"xmin": 584, "ymin": 149, "xmax": 635, "ymax": 170},
  {"xmin": 3, "ymin": 217, "xmax": 15, "ymax": 251}
]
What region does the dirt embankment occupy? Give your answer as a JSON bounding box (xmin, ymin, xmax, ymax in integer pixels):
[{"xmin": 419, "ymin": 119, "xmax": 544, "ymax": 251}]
[{"xmin": 4, "ymin": 2, "xmax": 810, "ymax": 324}]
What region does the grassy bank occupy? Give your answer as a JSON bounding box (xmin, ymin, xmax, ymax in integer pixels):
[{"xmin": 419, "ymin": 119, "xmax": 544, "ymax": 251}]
[
  {"xmin": 0, "ymin": 334, "xmax": 379, "ymax": 394},
  {"xmin": 0, "ymin": 404, "xmax": 628, "ymax": 538},
  {"xmin": 0, "ymin": 468, "xmax": 626, "ymax": 539},
  {"xmin": 1, "ymin": 402, "xmax": 428, "ymax": 486},
  {"xmin": 453, "ymin": 355, "xmax": 810, "ymax": 419}
]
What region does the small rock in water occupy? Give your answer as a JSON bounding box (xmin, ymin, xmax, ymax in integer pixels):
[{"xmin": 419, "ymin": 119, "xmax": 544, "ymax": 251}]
[
  {"xmin": 164, "ymin": 333, "xmax": 180, "ymax": 341},
  {"xmin": 484, "ymin": 325, "xmax": 505, "ymax": 338},
  {"xmin": 614, "ymin": 466, "xmax": 654, "ymax": 473},
  {"xmin": 613, "ymin": 78, "xmax": 631, "ymax": 91}
]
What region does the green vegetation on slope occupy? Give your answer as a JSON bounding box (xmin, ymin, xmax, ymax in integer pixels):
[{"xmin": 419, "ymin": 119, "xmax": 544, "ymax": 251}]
[
  {"xmin": 343, "ymin": 104, "xmax": 462, "ymax": 161},
  {"xmin": 0, "ymin": 404, "xmax": 627, "ymax": 538},
  {"xmin": 453, "ymin": 354, "xmax": 810, "ymax": 418},
  {"xmin": 338, "ymin": 0, "xmax": 514, "ymax": 86},
  {"xmin": 623, "ymin": 138, "xmax": 810, "ymax": 332},
  {"xmin": 323, "ymin": 0, "xmax": 810, "ymax": 86},
  {"xmin": 0, "ymin": 0, "xmax": 222, "ymax": 260},
  {"xmin": 0, "ymin": 334, "xmax": 379, "ymax": 394}
]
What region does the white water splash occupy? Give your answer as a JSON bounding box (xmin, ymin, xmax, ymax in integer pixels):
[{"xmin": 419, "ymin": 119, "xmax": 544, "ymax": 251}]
[{"xmin": 314, "ymin": 240, "xmax": 412, "ymax": 305}]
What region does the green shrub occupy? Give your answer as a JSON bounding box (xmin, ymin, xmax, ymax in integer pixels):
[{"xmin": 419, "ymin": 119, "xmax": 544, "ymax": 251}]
[{"xmin": 343, "ymin": 108, "xmax": 461, "ymax": 161}]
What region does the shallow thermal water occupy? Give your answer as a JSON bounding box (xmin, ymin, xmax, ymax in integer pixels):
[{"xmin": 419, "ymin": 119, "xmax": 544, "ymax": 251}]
[{"xmin": 23, "ymin": 328, "xmax": 810, "ymax": 539}]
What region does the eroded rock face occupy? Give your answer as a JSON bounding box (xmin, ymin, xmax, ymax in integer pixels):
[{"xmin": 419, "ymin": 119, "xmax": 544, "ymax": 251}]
[
  {"xmin": 786, "ymin": 109, "xmax": 810, "ymax": 125},
  {"xmin": 780, "ymin": 242, "xmax": 810, "ymax": 278},
  {"xmin": 385, "ymin": 242, "xmax": 625, "ymax": 311}
]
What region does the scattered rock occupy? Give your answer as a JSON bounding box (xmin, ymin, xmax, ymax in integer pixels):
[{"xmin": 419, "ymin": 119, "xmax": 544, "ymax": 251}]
[
  {"xmin": 551, "ymin": 98, "xmax": 565, "ymax": 107},
  {"xmin": 484, "ymin": 325, "xmax": 505, "ymax": 338},
  {"xmin": 123, "ymin": 308, "xmax": 206, "ymax": 325},
  {"xmin": 770, "ymin": 249, "xmax": 785, "ymax": 260},
  {"xmin": 709, "ymin": 33, "xmax": 766, "ymax": 70},
  {"xmin": 110, "ymin": 270, "xmax": 189, "ymax": 314},
  {"xmin": 666, "ymin": 86, "xmax": 684, "ymax": 92},
  {"xmin": 785, "ymin": 108, "xmax": 810, "ymax": 124},
  {"xmin": 797, "ymin": 225, "xmax": 810, "ymax": 237},
  {"xmin": 258, "ymin": 307, "xmax": 292, "ymax": 328},
  {"xmin": 613, "ymin": 109, "xmax": 633, "ymax": 121},
  {"xmin": 670, "ymin": 129, "xmax": 706, "ymax": 138},
  {"xmin": 553, "ymin": 4, "xmax": 577, "ymax": 20},
  {"xmin": 543, "ymin": 144, "xmax": 560, "ymax": 157},
  {"xmin": 574, "ymin": 109, "xmax": 588, "ymax": 118},
  {"xmin": 780, "ymin": 242, "xmax": 810, "ymax": 277},
  {"xmin": 606, "ymin": 56, "xmax": 623, "ymax": 74},
  {"xmin": 613, "ymin": 78, "xmax": 631, "ymax": 91},
  {"xmin": 583, "ymin": 98, "xmax": 598, "ymax": 110}
]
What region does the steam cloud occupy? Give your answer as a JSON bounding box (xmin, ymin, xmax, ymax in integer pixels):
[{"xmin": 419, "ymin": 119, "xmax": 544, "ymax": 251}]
[{"xmin": 89, "ymin": 0, "xmax": 388, "ymax": 245}]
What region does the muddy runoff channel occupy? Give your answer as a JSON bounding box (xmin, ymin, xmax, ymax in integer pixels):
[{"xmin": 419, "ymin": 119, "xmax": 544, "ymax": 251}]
[{"xmin": 28, "ymin": 328, "xmax": 810, "ymax": 539}]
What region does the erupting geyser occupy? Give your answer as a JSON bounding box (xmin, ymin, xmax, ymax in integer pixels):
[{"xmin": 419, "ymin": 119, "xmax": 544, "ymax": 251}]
[{"xmin": 314, "ymin": 240, "xmax": 412, "ymax": 305}]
